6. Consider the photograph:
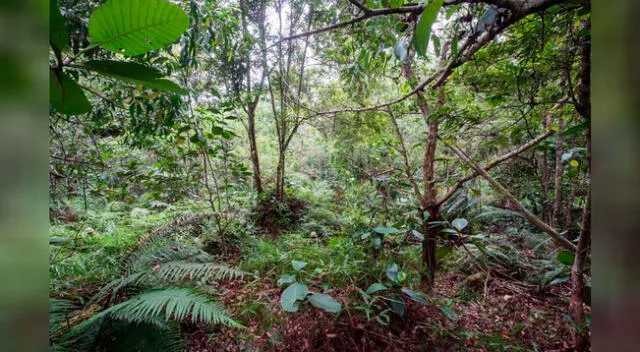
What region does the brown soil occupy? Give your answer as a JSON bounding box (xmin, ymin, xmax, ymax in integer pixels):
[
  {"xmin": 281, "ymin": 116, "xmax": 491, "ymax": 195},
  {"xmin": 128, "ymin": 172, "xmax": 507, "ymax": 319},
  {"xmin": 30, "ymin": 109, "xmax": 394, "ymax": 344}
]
[{"xmin": 185, "ymin": 274, "xmax": 581, "ymax": 351}]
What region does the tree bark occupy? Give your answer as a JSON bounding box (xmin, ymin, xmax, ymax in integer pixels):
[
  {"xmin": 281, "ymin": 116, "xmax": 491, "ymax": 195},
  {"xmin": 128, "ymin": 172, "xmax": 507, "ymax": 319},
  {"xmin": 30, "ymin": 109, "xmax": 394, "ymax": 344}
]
[
  {"xmin": 552, "ymin": 118, "xmax": 565, "ymax": 227},
  {"xmin": 569, "ymin": 19, "xmax": 590, "ymax": 351},
  {"xmin": 247, "ymin": 104, "xmax": 263, "ymax": 194}
]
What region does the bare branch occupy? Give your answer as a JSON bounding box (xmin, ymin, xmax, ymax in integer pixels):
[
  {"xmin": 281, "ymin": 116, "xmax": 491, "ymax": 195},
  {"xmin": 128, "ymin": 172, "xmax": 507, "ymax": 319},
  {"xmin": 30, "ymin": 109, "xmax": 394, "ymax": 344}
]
[
  {"xmin": 437, "ymin": 95, "xmax": 570, "ymax": 205},
  {"xmin": 446, "ymin": 141, "xmax": 576, "ymax": 251}
]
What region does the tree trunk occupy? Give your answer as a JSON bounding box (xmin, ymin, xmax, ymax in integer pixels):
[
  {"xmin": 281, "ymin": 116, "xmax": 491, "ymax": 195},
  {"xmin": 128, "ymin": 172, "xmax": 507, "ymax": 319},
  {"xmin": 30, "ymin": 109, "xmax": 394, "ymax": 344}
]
[
  {"xmin": 247, "ymin": 104, "xmax": 263, "ymax": 194},
  {"xmin": 552, "ymin": 118, "xmax": 565, "ymax": 227},
  {"xmin": 275, "ymin": 149, "xmax": 286, "ymax": 201},
  {"xmin": 570, "ymin": 18, "xmax": 590, "ymax": 351}
]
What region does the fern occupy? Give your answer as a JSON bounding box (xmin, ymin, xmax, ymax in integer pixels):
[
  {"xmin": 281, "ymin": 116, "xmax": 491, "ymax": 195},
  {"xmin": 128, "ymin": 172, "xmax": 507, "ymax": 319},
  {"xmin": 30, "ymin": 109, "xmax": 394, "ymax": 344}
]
[
  {"xmin": 472, "ymin": 206, "xmax": 524, "ymax": 222},
  {"xmin": 88, "ymin": 287, "xmax": 242, "ymax": 328}
]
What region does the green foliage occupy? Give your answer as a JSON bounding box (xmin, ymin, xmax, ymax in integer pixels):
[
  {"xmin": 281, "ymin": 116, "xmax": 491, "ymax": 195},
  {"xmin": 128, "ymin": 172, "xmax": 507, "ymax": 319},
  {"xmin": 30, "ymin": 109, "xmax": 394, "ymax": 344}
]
[
  {"xmin": 88, "ymin": 0, "xmax": 189, "ymax": 56},
  {"xmin": 413, "ymin": 0, "xmax": 444, "ymax": 57}
]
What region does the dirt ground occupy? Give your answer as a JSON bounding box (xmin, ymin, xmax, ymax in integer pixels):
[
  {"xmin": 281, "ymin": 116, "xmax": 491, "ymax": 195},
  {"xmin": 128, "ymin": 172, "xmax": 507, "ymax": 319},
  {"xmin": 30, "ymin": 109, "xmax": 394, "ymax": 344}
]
[{"xmin": 185, "ymin": 274, "xmax": 582, "ymax": 351}]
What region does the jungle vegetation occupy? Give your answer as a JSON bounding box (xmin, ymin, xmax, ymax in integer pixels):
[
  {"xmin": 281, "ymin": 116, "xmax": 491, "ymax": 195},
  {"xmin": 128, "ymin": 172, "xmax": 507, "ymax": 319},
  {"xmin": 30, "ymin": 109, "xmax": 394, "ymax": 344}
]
[{"xmin": 49, "ymin": 0, "xmax": 591, "ymax": 350}]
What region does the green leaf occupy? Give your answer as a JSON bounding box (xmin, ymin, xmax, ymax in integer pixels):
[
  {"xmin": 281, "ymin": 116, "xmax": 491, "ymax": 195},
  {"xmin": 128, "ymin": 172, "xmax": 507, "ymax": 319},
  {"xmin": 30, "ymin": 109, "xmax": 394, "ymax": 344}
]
[
  {"xmin": 393, "ymin": 39, "xmax": 408, "ymax": 62},
  {"xmin": 365, "ymin": 283, "xmax": 387, "ymax": 295},
  {"xmin": 291, "ymin": 260, "xmax": 308, "ymax": 271},
  {"xmin": 557, "ymin": 250, "xmax": 575, "ymax": 266},
  {"xmin": 386, "ymin": 263, "xmax": 399, "ymax": 282},
  {"xmin": 401, "ymin": 288, "xmax": 428, "ymax": 304},
  {"xmin": 390, "ymin": 294, "xmax": 405, "ymax": 316},
  {"xmin": 80, "ymin": 60, "xmax": 163, "ymax": 81},
  {"xmin": 88, "ymin": 0, "xmax": 189, "ymax": 56},
  {"xmin": 412, "ymin": 0, "xmax": 444, "ymax": 57},
  {"xmin": 49, "ymin": 237, "xmax": 73, "ymax": 245},
  {"xmin": 374, "ymin": 226, "xmax": 398, "ymax": 234},
  {"xmin": 451, "ymin": 218, "xmax": 468, "ymax": 231},
  {"xmin": 142, "ymin": 79, "xmax": 188, "ymax": 95},
  {"xmin": 436, "ymin": 245, "xmax": 452, "ymax": 260},
  {"xmin": 371, "ymin": 236, "xmax": 382, "ymax": 248},
  {"xmin": 277, "ymin": 274, "xmax": 297, "ymax": 286},
  {"xmin": 280, "ymin": 283, "xmax": 308, "ymax": 312},
  {"xmin": 307, "ymin": 293, "xmax": 342, "ymax": 313},
  {"xmin": 50, "ymin": 0, "xmax": 69, "ymax": 51},
  {"xmin": 411, "ymin": 229, "xmax": 424, "ymax": 241},
  {"xmin": 50, "ymin": 70, "xmax": 91, "ymax": 115},
  {"xmin": 561, "ymin": 121, "xmax": 588, "ymax": 137},
  {"xmin": 438, "ymin": 305, "xmax": 458, "ymax": 321},
  {"xmin": 389, "ymin": 0, "xmax": 404, "ymax": 8}
]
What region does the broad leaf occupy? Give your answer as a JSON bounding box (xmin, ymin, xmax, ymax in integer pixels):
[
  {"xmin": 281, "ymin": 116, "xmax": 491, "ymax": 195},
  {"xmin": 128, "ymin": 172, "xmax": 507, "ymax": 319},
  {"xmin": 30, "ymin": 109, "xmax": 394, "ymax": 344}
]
[
  {"xmin": 393, "ymin": 39, "xmax": 408, "ymax": 62},
  {"xmin": 280, "ymin": 283, "xmax": 308, "ymax": 312},
  {"xmin": 401, "ymin": 288, "xmax": 428, "ymax": 304},
  {"xmin": 307, "ymin": 293, "xmax": 342, "ymax": 313},
  {"xmin": 386, "ymin": 263, "xmax": 399, "ymax": 282},
  {"xmin": 557, "ymin": 250, "xmax": 575, "ymax": 266},
  {"xmin": 277, "ymin": 274, "xmax": 296, "ymax": 286},
  {"xmin": 413, "ymin": 0, "xmax": 444, "ymax": 57},
  {"xmin": 89, "ymin": 0, "xmax": 189, "ymax": 56},
  {"xmin": 50, "ymin": 70, "xmax": 91, "ymax": 115},
  {"xmin": 451, "ymin": 218, "xmax": 468, "ymax": 231},
  {"xmin": 390, "ymin": 0, "xmax": 404, "ymax": 8},
  {"xmin": 291, "ymin": 260, "xmax": 308, "ymax": 271},
  {"xmin": 411, "ymin": 230, "xmax": 424, "ymax": 241},
  {"xmin": 365, "ymin": 283, "xmax": 387, "ymax": 295},
  {"xmin": 561, "ymin": 121, "xmax": 588, "ymax": 137},
  {"xmin": 80, "ymin": 60, "xmax": 163, "ymax": 82},
  {"xmin": 141, "ymin": 79, "xmax": 188, "ymax": 95},
  {"xmin": 374, "ymin": 226, "xmax": 398, "ymax": 234},
  {"xmin": 390, "ymin": 294, "xmax": 405, "ymax": 316},
  {"xmin": 438, "ymin": 305, "xmax": 458, "ymax": 321},
  {"xmin": 50, "ymin": 0, "xmax": 69, "ymax": 51}
]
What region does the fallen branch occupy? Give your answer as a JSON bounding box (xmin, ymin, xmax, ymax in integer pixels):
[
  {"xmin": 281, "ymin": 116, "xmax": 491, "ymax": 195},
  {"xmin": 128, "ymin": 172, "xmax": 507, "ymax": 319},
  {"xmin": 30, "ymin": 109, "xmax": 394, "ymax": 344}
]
[{"xmin": 446, "ymin": 141, "xmax": 576, "ymax": 251}]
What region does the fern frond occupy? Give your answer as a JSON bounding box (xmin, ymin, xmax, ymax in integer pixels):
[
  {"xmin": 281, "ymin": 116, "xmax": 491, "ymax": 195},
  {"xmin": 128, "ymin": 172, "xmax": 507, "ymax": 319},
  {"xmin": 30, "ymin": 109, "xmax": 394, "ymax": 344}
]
[
  {"xmin": 49, "ymin": 298, "xmax": 78, "ymax": 337},
  {"xmin": 152, "ymin": 261, "xmax": 245, "ymax": 282},
  {"xmin": 472, "ymin": 206, "xmax": 524, "ymax": 222},
  {"xmin": 108, "ymin": 287, "xmax": 244, "ymax": 328}
]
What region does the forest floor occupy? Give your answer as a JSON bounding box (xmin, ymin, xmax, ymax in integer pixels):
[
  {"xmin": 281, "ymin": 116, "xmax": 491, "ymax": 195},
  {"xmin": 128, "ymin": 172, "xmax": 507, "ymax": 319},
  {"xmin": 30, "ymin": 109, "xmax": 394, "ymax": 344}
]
[{"xmin": 186, "ymin": 273, "xmax": 575, "ymax": 351}]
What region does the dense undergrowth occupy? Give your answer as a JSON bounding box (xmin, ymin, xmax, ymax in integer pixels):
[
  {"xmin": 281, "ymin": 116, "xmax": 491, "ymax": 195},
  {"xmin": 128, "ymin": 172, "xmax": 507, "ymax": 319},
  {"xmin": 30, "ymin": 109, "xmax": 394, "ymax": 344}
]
[{"xmin": 49, "ymin": 172, "xmax": 585, "ymax": 351}]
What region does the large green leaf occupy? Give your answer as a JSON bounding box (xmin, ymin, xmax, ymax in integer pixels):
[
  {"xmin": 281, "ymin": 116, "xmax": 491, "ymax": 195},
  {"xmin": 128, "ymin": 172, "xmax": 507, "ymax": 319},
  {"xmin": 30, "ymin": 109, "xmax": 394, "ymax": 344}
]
[
  {"xmin": 557, "ymin": 250, "xmax": 575, "ymax": 266},
  {"xmin": 413, "ymin": 0, "xmax": 444, "ymax": 57},
  {"xmin": 50, "ymin": 0, "xmax": 69, "ymax": 51},
  {"xmin": 280, "ymin": 283, "xmax": 308, "ymax": 312},
  {"xmin": 80, "ymin": 60, "xmax": 163, "ymax": 81},
  {"xmin": 365, "ymin": 283, "xmax": 387, "ymax": 295},
  {"xmin": 50, "ymin": 70, "xmax": 91, "ymax": 115},
  {"xmin": 80, "ymin": 60, "xmax": 187, "ymax": 94},
  {"xmin": 291, "ymin": 260, "xmax": 308, "ymax": 271},
  {"xmin": 451, "ymin": 218, "xmax": 468, "ymax": 231},
  {"xmin": 307, "ymin": 293, "xmax": 342, "ymax": 313},
  {"xmin": 140, "ymin": 79, "xmax": 188, "ymax": 95},
  {"xmin": 88, "ymin": 0, "xmax": 189, "ymax": 56},
  {"xmin": 374, "ymin": 226, "xmax": 398, "ymax": 234}
]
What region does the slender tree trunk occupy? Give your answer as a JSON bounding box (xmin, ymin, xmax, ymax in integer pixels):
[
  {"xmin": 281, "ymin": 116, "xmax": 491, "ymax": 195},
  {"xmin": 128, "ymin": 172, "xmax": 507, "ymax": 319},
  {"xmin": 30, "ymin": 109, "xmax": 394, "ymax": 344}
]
[
  {"xmin": 570, "ymin": 18, "xmax": 590, "ymax": 351},
  {"xmin": 552, "ymin": 118, "xmax": 565, "ymax": 227},
  {"xmin": 541, "ymin": 117, "xmax": 552, "ymax": 222},
  {"xmin": 401, "ymin": 58, "xmax": 442, "ymax": 286},
  {"xmin": 275, "ymin": 149, "xmax": 286, "ymax": 201},
  {"xmin": 247, "ymin": 104, "xmax": 263, "ymax": 194}
]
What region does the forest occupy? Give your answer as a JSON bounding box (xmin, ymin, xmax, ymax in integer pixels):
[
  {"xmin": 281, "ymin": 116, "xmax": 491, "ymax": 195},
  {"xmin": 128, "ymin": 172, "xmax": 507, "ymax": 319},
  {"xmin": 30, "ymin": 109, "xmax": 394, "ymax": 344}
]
[{"xmin": 49, "ymin": 0, "xmax": 591, "ymax": 350}]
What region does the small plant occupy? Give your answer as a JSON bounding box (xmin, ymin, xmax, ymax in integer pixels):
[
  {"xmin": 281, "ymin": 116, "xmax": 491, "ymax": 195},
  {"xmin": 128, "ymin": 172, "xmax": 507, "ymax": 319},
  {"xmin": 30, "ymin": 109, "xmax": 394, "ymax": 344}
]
[{"xmin": 278, "ymin": 260, "xmax": 342, "ymax": 313}]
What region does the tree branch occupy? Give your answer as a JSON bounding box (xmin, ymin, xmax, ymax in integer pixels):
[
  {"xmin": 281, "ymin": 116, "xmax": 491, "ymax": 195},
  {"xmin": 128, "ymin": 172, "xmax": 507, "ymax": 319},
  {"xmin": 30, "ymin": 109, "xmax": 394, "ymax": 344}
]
[
  {"xmin": 436, "ymin": 95, "xmax": 569, "ymax": 205},
  {"xmin": 446, "ymin": 141, "xmax": 576, "ymax": 251}
]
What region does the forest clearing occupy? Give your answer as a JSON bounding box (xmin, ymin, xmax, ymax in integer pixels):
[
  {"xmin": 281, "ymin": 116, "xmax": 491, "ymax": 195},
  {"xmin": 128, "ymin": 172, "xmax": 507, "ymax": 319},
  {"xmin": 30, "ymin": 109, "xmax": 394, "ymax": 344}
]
[{"xmin": 49, "ymin": 0, "xmax": 591, "ymax": 350}]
